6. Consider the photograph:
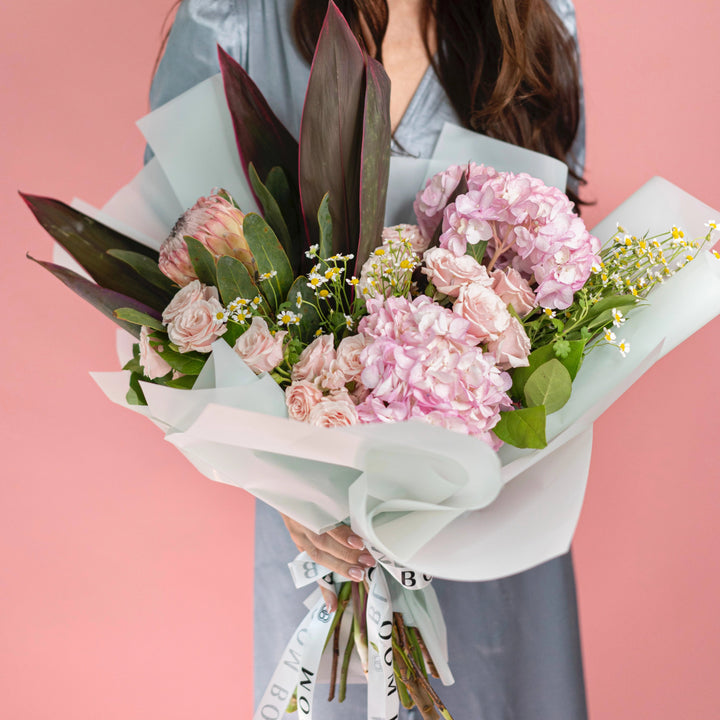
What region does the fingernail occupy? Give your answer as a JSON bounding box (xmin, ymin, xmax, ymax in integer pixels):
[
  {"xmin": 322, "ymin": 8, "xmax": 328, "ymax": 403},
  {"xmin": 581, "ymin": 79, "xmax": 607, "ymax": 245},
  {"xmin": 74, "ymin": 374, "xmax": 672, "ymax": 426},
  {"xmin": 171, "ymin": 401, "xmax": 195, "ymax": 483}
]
[
  {"xmin": 326, "ymin": 596, "xmax": 337, "ymax": 612},
  {"xmin": 348, "ymin": 567, "xmax": 365, "ymax": 581},
  {"xmin": 347, "ymin": 535, "xmax": 365, "ymax": 550},
  {"xmin": 358, "ymin": 554, "xmax": 376, "ymax": 568}
]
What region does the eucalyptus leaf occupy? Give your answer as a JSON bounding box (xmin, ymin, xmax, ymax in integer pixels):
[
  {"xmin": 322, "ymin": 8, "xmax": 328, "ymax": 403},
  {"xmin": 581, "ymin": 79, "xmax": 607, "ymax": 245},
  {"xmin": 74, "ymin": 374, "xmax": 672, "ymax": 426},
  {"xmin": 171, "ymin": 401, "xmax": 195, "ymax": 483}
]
[
  {"xmin": 114, "ymin": 307, "xmax": 164, "ymax": 332},
  {"xmin": 493, "ymin": 406, "xmax": 547, "ymax": 449},
  {"xmin": 107, "ymin": 249, "xmax": 177, "ymax": 295},
  {"xmin": 248, "ymin": 163, "xmax": 297, "ymax": 270},
  {"xmin": 157, "ymin": 374, "xmax": 197, "ymax": 390},
  {"xmin": 216, "ymin": 255, "xmax": 262, "ymax": 306},
  {"xmin": 183, "ymin": 236, "xmax": 217, "ymax": 286},
  {"xmin": 243, "ymin": 213, "xmax": 294, "ymax": 308},
  {"xmin": 127, "ymin": 372, "xmax": 148, "ymax": 406},
  {"xmin": 155, "ymin": 345, "xmax": 208, "ymax": 375},
  {"xmin": 523, "ymin": 359, "xmax": 573, "ymax": 414},
  {"xmin": 511, "ymin": 339, "xmax": 586, "ymax": 399}
]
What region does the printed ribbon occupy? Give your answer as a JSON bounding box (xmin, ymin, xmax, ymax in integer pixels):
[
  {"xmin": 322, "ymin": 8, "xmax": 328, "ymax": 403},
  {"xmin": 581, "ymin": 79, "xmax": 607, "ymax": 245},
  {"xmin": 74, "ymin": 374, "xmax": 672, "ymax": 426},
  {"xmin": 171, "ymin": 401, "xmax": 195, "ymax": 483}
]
[{"xmin": 255, "ymin": 550, "xmax": 452, "ymax": 720}]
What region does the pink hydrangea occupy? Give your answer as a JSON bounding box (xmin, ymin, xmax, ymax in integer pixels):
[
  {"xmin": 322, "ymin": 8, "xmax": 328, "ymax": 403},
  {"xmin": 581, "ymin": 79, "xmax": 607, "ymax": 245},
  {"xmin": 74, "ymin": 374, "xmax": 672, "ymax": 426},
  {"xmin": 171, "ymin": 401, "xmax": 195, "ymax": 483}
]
[
  {"xmin": 419, "ymin": 165, "xmax": 600, "ymax": 310},
  {"xmin": 413, "ymin": 164, "xmax": 466, "ymax": 241},
  {"xmin": 355, "ymin": 296, "xmax": 513, "ymax": 448}
]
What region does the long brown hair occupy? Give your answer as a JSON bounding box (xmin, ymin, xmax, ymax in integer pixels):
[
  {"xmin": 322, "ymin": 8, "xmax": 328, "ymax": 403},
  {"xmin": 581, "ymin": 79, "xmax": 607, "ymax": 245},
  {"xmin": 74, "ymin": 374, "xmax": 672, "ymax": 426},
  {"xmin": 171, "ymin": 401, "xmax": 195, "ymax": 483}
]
[{"xmin": 293, "ymin": 0, "xmax": 585, "ymax": 204}]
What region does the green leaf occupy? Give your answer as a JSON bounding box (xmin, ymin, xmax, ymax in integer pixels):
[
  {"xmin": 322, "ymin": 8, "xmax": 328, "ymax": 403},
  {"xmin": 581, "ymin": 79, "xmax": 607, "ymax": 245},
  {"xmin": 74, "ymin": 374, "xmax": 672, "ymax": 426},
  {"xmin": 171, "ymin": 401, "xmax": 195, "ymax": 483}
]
[
  {"xmin": 183, "ymin": 236, "xmax": 217, "ymax": 287},
  {"xmin": 298, "ymin": 3, "xmax": 366, "ymax": 254},
  {"xmin": 27, "ymin": 254, "xmax": 161, "ymax": 339},
  {"xmin": 355, "ymin": 56, "xmax": 392, "ymax": 271},
  {"xmin": 127, "ymin": 372, "xmax": 148, "ymax": 406},
  {"xmin": 114, "ymin": 307, "xmax": 164, "ymax": 332},
  {"xmin": 248, "ymin": 163, "xmax": 298, "ymax": 271},
  {"xmin": 523, "ymin": 359, "xmax": 573, "ymax": 414},
  {"xmin": 317, "ymin": 193, "xmax": 333, "ymax": 260},
  {"xmin": 222, "ymin": 319, "xmax": 247, "ymax": 347},
  {"xmin": 465, "ymin": 240, "xmax": 488, "ymax": 264},
  {"xmin": 493, "ymin": 406, "xmax": 547, "ymax": 449},
  {"xmin": 288, "ymin": 276, "xmax": 321, "ymax": 342},
  {"xmin": 157, "ymin": 374, "xmax": 197, "ymax": 390},
  {"xmin": 582, "ymin": 295, "xmax": 638, "ymax": 329},
  {"xmin": 107, "ymin": 249, "xmax": 177, "ymax": 295},
  {"xmin": 216, "ymin": 255, "xmax": 262, "ymax": 306},
  {"xmin": 155, "ymin": 346, "xmax": 208, "ymax": 375},
  {"xmin": 243, "ymin": 213, "xmax": 294, "ymax": 308},
  {"xmin": 21, "ymin": 193, "xmax": 171, "ymax": 312},
  {"xmin": 511, "ymin": 339, "xmax": 586, "ymax": 399},
  {"xmin": 554, "ymin": 339, "xmax": 585, "ymax": 380}
]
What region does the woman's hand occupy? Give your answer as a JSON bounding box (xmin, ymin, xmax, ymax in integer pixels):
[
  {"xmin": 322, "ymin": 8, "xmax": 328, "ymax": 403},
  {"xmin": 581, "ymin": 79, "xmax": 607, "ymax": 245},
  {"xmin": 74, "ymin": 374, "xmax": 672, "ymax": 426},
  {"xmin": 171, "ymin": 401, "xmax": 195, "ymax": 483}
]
[{"xmin": 281, "ymin": 513, "xmax": 376, "ymax": 611}]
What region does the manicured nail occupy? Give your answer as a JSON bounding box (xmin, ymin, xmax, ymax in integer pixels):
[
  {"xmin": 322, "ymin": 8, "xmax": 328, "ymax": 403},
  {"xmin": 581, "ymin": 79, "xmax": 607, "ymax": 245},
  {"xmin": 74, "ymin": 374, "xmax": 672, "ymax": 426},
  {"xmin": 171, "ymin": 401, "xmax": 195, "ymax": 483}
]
[
  {"xmin": 358, "ymin": 554, "xmax": 376, "ymax": 568},
  {"xmin": 348, "ymin": 567, "xmax": 365, "ymax": 581},
  {"xmin": 347, "ymin": 535, "xmax": 365, "ymax": 550},
  {"xmin": 325, "ymin": 596, "xmax": 337, "ymax": 612}
]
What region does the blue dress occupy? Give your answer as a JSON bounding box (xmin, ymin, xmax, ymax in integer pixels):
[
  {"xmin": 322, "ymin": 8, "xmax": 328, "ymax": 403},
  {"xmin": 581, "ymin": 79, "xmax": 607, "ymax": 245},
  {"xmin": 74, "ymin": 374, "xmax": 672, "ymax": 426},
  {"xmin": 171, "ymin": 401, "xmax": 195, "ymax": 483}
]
[{"xmin": 150, "ymin": 2, "xmax": 588, "ymax": 717}]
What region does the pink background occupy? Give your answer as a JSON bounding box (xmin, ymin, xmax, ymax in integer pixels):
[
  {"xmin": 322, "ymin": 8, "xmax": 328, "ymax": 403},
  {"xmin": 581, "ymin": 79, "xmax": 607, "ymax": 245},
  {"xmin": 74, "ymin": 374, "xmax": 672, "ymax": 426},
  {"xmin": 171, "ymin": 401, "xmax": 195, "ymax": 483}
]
[{"xmin": 2, "ymin": 1, "xmax": 719, "ymax": 718}]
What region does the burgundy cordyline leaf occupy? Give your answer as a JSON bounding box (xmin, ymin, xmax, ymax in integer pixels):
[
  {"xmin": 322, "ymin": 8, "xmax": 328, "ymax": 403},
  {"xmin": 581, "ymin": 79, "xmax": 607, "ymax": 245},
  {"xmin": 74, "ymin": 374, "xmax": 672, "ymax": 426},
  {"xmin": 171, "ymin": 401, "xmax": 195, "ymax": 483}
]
[
  {"xmin": 298, "ymin": 1, "xmax": 366, "ymax": 255},
  {"xmin": 20, "ymin": 192, "xmax": 171, "ymax": 313},
  {"xmin": 355, "ymin": 55, "xmax": 391, "ymax": 273},
  {"xmin": 27, "ymin": 255, "xmax": 161, "ymax": 339},
  {"xmin": 218, "ymin": 46, "xmax": 299, "ymax": 196}
]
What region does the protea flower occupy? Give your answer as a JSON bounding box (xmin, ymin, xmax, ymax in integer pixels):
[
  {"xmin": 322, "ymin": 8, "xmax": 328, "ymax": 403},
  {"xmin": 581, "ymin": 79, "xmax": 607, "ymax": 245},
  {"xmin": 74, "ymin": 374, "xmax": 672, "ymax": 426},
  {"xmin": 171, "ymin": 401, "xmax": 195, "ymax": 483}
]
[{"xmin": 159, "ymin": 190, "xmax": 255, "ymax": 286}]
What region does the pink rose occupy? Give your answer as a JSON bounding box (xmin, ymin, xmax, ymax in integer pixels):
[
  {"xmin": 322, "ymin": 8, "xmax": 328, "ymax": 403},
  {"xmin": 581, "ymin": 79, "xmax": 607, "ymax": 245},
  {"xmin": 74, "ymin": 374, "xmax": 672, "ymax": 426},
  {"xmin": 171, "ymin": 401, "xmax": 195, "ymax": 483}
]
[
  {"xmin": 162, "ymin": 280, "xmax": 219, "ymax": 325},
  {"xmin": 423, "ymin": 247, "xmax": 492, "ymax": 297},
  {"xmin": 291, "ymin": 334, "xmax": 336, "ymax": 383},
  {"xmin": 307, "ymin": 393, "xmax": 360, "ymax": 427},
  {"xmin": 166, "ymin": 292, "xmax": 227, "ymax": 353},
  {"xmin": 453, "ymin": 283, "xmax": 511, "ymax": 343},
  {"xmin": 382, "ymin": 224, "xmax": 430, "ymax": 254},
  {"xmin": 318, "ymin": 361, "xmax": 348, "ymax": 391},
  {"xmin": 491, "ymin": 267, "xmax": 537, "ymax": 317},
  {"xmin": 233, "ymin": 316, "xmax": 287, "ymax": 373},
  {"xmin": 335, "ymin": 334, "xmax": 371, "ymax": 383},
  {"xmin": 285, "ymin": 380, "xmax": 324, "ymax": 422},
  {"xmin": 138, "ymin": 325, "xmax": 172, "ymax": 379},
  {"xmin": 486, "ymin": 316, "xmax": 532, "ymax": 369}
]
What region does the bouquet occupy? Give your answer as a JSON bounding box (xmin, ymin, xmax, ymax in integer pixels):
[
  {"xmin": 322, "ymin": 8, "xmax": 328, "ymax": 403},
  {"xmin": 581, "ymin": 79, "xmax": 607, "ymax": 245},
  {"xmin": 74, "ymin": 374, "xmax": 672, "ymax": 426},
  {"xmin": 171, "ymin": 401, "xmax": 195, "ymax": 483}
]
[{"xmin": 23, "ymin": 4, "xmax": 720, "ymax": 719}]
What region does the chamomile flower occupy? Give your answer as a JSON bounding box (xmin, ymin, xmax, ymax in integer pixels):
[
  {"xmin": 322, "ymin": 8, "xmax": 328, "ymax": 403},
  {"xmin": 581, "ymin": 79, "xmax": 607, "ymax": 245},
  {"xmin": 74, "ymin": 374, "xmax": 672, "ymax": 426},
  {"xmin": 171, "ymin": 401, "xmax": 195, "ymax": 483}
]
[
  {"xmin": 305, "ymin": 244, "xmax": 319, "ymax": 259},
  {"xmin": 604, "ymin": 329, "xmax": 617, "ymax": 343},
  {"xmin": 344, "ymin": 314, "xmax": 354, "ymax": 330},
  {"xmin": 307, "ymin": 273, "xmax": 328, "ymax": 289},
  {"xmin": 259, "ymin": 270, "xmax": 278, "ymax": 281},
  {"xmin": 544, "ymin": 308, "xmax": 556, "ymax": 318},
  {"xmin": 612, "ymin": 308, "xmax": 625, "ymax": 326},
  {"xmin": 295, "ymin": 292, "xmax": 303, "ymax": 309},
  {"xmin": 346, "ymin": 276, "xmax": 360, "ymax": 287},
  {"xmin": 277, "ymin": 310, "xmax": 301, "ymax": 327},
  {"xmin": 617, "ymin": 339, "xmax": 630, "ymax": 357}
]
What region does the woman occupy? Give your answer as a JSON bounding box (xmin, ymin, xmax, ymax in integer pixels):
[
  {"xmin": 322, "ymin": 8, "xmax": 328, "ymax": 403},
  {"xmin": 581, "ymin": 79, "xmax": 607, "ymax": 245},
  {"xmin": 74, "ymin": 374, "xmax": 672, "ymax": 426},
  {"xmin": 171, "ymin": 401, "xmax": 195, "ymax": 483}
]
[{"xmin": 150, "ymin": 1, "xmax": 588, "ymax": 717}]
